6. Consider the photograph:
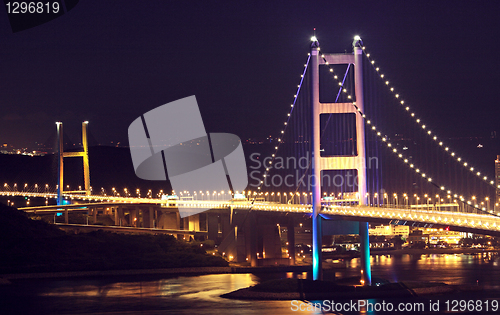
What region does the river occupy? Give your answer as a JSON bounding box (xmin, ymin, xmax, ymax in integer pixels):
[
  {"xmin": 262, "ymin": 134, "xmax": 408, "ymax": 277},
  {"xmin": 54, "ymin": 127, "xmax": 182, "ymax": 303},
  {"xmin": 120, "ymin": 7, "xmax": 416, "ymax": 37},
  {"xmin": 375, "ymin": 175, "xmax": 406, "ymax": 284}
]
[{"xmin": 2, "ymin": 252, "xmax": 500, "ymax": 314}]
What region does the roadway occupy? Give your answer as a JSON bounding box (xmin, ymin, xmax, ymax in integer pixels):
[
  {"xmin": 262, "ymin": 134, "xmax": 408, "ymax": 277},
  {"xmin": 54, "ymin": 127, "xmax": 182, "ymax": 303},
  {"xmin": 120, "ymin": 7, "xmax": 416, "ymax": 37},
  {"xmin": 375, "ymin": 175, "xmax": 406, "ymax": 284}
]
[{"xmin": 5, "ymin": 190, "xmax": 500, "ymax": 236}]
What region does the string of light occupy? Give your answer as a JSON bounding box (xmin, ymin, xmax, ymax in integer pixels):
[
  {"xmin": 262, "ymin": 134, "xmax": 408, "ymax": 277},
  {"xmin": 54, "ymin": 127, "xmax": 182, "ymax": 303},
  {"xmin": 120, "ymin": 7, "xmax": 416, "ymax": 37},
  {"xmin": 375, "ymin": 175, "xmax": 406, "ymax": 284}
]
[
  {"xmin": 358, "ymin": 43, "xmax": 499, "ymax": 190},
  {"xmin": 319, "ymin": 39, "xmax": 497, "ymax": 215}
]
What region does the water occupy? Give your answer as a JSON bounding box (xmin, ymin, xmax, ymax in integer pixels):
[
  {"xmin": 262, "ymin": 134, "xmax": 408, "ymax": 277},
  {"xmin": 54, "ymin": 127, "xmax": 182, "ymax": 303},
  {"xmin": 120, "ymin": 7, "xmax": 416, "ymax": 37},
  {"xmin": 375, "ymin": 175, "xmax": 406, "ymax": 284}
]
[
  {"xmin": 1, "ymin": 253, "xmax": 500, "ymax": 314},
  {"xmin": 353, "ymin": 252, "xmax": 500, "ymax": 286}
]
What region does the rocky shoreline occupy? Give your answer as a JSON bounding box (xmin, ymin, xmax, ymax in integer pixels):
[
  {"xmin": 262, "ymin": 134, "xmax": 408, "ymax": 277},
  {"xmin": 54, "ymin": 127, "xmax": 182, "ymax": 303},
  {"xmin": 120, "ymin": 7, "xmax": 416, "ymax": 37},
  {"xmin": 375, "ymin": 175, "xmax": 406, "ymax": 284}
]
[{"xmin": 221, "ymin": 282, "xmax": 484, "ymax": 300}]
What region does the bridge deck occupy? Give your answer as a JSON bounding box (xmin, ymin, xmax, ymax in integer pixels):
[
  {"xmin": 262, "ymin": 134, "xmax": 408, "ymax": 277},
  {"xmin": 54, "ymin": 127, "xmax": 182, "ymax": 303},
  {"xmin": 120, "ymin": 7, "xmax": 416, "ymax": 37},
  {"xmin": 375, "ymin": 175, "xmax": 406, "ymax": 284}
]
[{"xmin": 6, "ymin": 191, "xmax": 500, "ymax": 235}]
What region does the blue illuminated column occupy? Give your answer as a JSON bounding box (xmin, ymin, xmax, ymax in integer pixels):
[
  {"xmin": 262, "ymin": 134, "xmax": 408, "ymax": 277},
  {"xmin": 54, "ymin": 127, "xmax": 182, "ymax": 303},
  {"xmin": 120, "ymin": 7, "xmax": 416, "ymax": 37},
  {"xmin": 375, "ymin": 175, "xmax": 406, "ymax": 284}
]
[
  {"xmin": 56, "ymin": 122, "xmax": 63, "ymax": 206},
  {"xmin": 310, "ymin": 36, "xmax": 322, "ymax": 281},
  {"xmin": 354, "ymin": 38, "xmax": 371, "ymax": 286},
  {"xmin": 359, "ymin": 221, "xmax": 371, "ymax": 285}
]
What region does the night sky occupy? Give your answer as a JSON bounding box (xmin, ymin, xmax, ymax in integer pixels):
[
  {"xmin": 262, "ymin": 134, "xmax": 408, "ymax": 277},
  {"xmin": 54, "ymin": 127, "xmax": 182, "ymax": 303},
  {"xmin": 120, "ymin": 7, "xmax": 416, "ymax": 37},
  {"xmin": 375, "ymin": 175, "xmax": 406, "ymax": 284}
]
[{"xmin": 1, "ymin": 1, "xmax": 499, "ymax": 151}]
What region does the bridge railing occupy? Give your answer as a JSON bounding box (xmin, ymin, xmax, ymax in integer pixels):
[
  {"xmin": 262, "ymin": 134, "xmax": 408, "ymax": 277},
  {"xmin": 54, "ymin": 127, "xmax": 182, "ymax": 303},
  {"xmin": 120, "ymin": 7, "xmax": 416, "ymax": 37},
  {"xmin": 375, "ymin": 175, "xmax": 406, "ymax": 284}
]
[{"xmin": 323, "ymin": 205, "xmax": 500, "ymax": 233}]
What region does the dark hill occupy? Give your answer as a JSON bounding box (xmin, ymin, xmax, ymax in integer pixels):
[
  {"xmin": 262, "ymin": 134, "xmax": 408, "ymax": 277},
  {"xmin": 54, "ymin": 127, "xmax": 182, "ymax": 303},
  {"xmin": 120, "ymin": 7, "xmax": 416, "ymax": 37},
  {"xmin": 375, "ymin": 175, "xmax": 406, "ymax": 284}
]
[
  {"xmin": 0, "ymin": 203, "xmax": 227, "ymax": 274},
  {"xmin": 0, "ymin": 203, "xmax": 64, "ymax": 241}
]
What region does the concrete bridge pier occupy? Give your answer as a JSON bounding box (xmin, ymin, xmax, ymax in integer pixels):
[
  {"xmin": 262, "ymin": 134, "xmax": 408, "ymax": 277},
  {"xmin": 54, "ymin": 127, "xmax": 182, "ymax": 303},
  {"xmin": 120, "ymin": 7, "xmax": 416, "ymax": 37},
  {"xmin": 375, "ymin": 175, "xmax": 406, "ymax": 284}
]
[
  {"xmin": 92, "ymin": 207, "xmax": 97, "ymax": 223},
  {"xmin": 129, "ymin": 208, "xmax": 138, "ymax": 227},
  {"xmin": 221, "ymin": 212, "xmax": 231, "ymax": 239},
  {"xmin": 114, "ymin": 206, "xmax": 120, "ymax": 226},
  {"xmin": 244, "ymin": 211, "xmax": 258, "ymax": 266},
  {"xmin": 157, "ymin": 211, "xmax": 180, "ymax": 229},
  {"xmin": 206, "ymin": 210, "xmax": 231, "ymax": 243},
  {"xmin": 215, "ymin": 211, "xmax": 295, "ymax": 266},
  {"xmin": 142, "ymin": 206, "xmax": 155, "ymax": 228},
  {"xmin": 179, "ymin": 214, "xmax": 201, "ymax": 241},
  {"xmin": 207, "ymin": 212, "xmax": 220, "ymax": 241},
  {"xmin": 232, "ymin": 210, "xmax": 254, "ymax": 262},
  {"xmin": 259, "ymin": 216, "xmax": 282, "ymax": 260},
  {"xmin": 216, "ymin": 209, "xmax": 243, "ymax": 261},
  {"xmin": 216, "ymin": 209, "xmax": 256, "ymax": 263},
  {"xmin": 187, "ymin": 214, "xmax": 200, "ymax": 232},
  {"xmin": 113, "ymin": 206, "xmax": 127, "ymax": 226},
  {"xmin": 287, "ymin": 216, "xmax": 295, "ymax": 265},
  {"xmin": 156, "ymin": 210, "xmax": 180, "ymax": 237}
]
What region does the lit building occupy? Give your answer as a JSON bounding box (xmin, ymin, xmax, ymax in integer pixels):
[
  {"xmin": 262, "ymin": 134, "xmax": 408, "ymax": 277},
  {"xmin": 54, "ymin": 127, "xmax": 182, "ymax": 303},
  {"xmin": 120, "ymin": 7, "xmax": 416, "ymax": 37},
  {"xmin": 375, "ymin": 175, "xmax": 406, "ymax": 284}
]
[
  {"xmin": 370, "ymin": 225, "xmax": 391, "ymax": 236},
  {"xmin": 369, "ymin": 224, "xmax": 409, "ymax": 237},
  {"xmin": 422, "ymin": 227, "xmax": 464, "ymax": 246},
  {"xmin": 393, "ymin": 225, "xmax": 410, "ymax": 237},
  {"xmin": 406, "ymin": 228, "xmax": 466, "ymax": 248}
]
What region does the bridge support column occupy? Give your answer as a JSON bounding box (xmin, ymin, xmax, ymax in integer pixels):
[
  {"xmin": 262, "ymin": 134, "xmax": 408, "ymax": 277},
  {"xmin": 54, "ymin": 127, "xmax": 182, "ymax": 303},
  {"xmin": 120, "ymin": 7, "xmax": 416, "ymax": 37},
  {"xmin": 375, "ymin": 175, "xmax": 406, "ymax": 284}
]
[
  {"xmin": 64, "ymin": 208, "xmax": 69, "ymax": 224},
  {"xmin": 157, "ymin": 211, "xmax": 179, "ymax": 230},
  {"xmin": 93, "ymin": 207, "xmax": 97, "ymax": 223},
  {"xmin": 188, "ymin": 214, "xmax": 200, "ymax": 232},
  {"xmin": 261, "ymin": 218, "xmax": 282, "ymax": 260},
  {"xmin": 207, "ymin": 213, "xmax": 219, "ymax": 241},
  {"xmin": 245, "ymin": 211, "xmax": 258, "ymax": 266},
  {"xmin": 312, "ymin": 215, "xmax": 322, "ymax": 277},
  {"xmin": 229, "ymin": 206, "xmax": 234, "ymax": 225},
  {"xmin": 143, "ymin": 206, "xmax": 154, "ymax": 228},
  {"xmin": 359, "ymin": 221, "xmax": 371, "ymax": 286},
  {"xmin": 221, "ymin": 213, "xmax": 231, "ymax": 238},
  {"xmin": 114, "ymin": 206, "xmax": 121, "ymax": 226},
  {"xmin": 119, "ymin": 207, "xmax": 128, "ymax": 226},
  {"xmin": 56, "ymin": 122, "xmax": 63, "ymax": 206},
  {"xmin": 130, "ymin": 208, "xmax": 138, "ymax": 227},
  {"xmin": 287, "ymin": 216, "xmax": 295, "ymax": 265}
]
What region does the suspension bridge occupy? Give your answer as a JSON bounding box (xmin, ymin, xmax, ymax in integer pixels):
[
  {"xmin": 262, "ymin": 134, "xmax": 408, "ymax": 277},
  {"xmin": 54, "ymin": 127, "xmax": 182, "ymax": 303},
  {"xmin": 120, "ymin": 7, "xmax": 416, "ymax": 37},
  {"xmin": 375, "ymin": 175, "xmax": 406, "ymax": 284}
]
[{"xmin": 1, "ymin": 35, "xmax": 499, "ymax": 285}]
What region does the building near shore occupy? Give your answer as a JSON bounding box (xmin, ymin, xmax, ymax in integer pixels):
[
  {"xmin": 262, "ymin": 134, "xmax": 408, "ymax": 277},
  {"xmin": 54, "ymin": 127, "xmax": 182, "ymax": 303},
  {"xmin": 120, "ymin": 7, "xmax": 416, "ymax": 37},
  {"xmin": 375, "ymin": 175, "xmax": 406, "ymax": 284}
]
[
  {"xmin": 398, "ymin": 227, "xmax": 464, "ymax": 248},
  {"xmin": 369, "ymin": 224, "xmax": 409, "ymax": 237},
  {"xmin": 407, "ymin": 230, "xmax": 429, "ymax": 248},
  {"xmin": 423, "ymin": 228, "xmax": 463, "ymax": 246}
]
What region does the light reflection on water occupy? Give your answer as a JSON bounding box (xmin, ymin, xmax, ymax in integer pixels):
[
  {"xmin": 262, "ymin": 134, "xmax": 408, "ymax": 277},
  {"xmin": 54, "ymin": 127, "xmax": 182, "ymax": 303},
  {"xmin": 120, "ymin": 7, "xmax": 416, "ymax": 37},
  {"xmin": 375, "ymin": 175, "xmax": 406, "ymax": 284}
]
[
  {"xmin": 339, "ymin": 252, "xmax": 500, "ymax": 285},
  {"xmin": 2, "ymin": 253, "xmax": 500, "ymax": 314},
  {"xmin": 39, "ymin": 273, "xmax": 258, "ymax": 299}
]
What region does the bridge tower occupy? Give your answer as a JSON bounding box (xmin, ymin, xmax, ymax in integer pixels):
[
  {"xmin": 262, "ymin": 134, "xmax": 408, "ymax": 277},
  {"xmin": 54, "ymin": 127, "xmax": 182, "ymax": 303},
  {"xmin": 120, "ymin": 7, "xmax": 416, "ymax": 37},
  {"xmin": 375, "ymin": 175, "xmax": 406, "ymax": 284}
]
[
  {"xmin": 56, "ymin": 121, "xmax": 91, "ymax": 205},
  {"xmin": 310, "ymin": 36, "xmax": 371, "ymax": 284},
  {"xmin": 496, "ymin": 155, "xmax": 500, "ymax": 213}
]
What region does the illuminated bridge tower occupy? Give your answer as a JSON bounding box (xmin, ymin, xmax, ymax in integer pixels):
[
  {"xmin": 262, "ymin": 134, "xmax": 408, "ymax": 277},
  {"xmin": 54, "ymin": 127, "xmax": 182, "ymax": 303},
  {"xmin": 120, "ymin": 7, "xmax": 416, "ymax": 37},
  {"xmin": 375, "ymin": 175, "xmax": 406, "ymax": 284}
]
[
  {"xmin": 310, "ymin": 36, "xmax": 371, "ymax": 284},
  {"xmin": 496, "ymin": 155, "xmax": 500, "ymax": 213},
  {"xmin": 56, "ymin": 121, "xmax": 91, "ymax": 206}
]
